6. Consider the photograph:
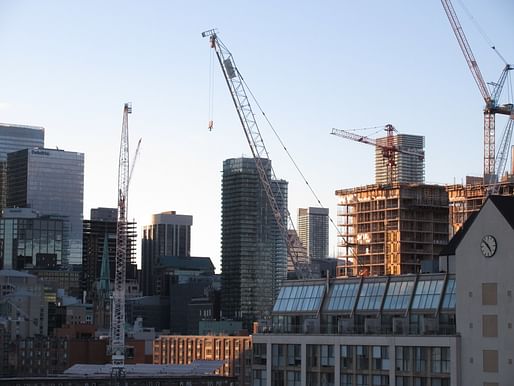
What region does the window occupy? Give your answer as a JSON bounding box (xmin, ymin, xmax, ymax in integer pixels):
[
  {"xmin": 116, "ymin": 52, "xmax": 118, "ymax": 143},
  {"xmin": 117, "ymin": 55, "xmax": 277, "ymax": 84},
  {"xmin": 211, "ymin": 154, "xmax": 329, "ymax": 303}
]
[
  {"xmin": 340, "ymin": 345, "xmax": 353, "ymax": 371},
  {"xmin": 396, "ymin": 346, "xmax": 411, "ymax": 372},
  {"xmin": 253, "ymin": 343, "xmax": 267, "ymax": 366},
  {"xmin": 357, "ymin": 281, "xmax": 387, "ymax": 310},
  {"xmin": 340, "ymin": 374, "xmax": 353, "ymax": 386},
  {"xmin": 441, "ymin": 278, "xmax": 456, "ymax": 309},
  {"xmin": 272, "ymin": 344, "xmax": 286, "ymax": 368},
  {"xmin": 372, "ymin": 346, "xmax": 389, "ymax": 370},
  {"xmin": 287, "ymin": 344, "xmax": 301, "ymax": 366},
  {"xmin": 356, "ymin": 346, "xmax": 369, "ymax": 370},
  {"xmin": 320, "ymin": 345, "xmax": 334, "ymax": 367},
  {"xmin": 431, "ymin": 347, "xmax": 450, "ymax": 373},
  {"xmin": 356, "ymin": 374, "xmax": 368, "ymax": 386},
  {"xmin": 326, "ymin": 283, "xmax": 359, "ymax": 312},
  {"xmin": 307, "ymin": 345, "xmax": 319, "ymax": 368},
  {"xmin": 411, "ymin": 279, "xmax": 444, "ymax": 310},
  {"xmin": 372, "ymin": 375, "xmax": 390, "ymax": 386},
  {"xmin": 273, "ymin": 285, "xmax": 325, "ymax": 313},
  {"xmin": 482, "ymin": 283, "xmax": 497, "ymax": 305},
  {"xmin": 482, "ymin": 350, "xmax": 498, "ymax": 373},
  {"xmin": 414, "ymin": 347, "xmax": 428, "ymax": 373},
  {"xmin": 287, "ymin": 370, "xmax": 301, "ymax": 386},
  {"xmin": 383, "ymin": 280, "xmax": 415, "ymax": 310}
]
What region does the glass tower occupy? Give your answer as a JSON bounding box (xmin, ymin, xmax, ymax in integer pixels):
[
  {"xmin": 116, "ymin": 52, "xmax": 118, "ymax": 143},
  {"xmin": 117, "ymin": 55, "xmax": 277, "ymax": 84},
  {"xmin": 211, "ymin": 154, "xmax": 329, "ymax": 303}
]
[
  {"xmin": 297, "ymin": 207, "xmax": 329, "ymax": 259},
  {"xmin": 6, "ymin": 148, "xmax": 84, "ymax": 266},
  {"xmin": 0, "ymin": 124, "xmax": 45, "ymax": 212},
  {"xmin": 221, "ymin": 157, "xmax": 288, "ymax": 328}
]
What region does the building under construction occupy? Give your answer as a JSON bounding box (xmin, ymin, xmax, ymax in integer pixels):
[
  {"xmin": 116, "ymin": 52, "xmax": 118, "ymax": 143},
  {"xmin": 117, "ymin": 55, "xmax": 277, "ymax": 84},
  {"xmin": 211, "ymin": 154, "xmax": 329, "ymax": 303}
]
[
  {"xmin": 448, "ymin": 175, "xmax": 514, "ymax": 237},
  {"xmin": 336, "ymin": 183, "xmax": 449, "ymax": 276}
]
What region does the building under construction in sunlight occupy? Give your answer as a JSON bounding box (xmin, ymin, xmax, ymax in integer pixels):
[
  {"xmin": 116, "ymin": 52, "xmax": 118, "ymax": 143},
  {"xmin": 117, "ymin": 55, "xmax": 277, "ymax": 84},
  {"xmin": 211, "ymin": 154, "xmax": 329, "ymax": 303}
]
[
  {"xmin": 448, "ymin": 174, "xmax": 514, "ymax": 237},
  {"xmin": 336, "ymin": 183, "xmax": 449, "ymax": 276}
]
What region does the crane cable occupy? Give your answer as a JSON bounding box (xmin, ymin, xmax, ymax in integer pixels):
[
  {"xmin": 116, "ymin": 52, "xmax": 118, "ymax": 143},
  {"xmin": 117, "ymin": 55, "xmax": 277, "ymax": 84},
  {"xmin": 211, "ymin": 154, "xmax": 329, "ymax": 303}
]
[
  {"xmin": 238, "ymin": 74, "xmax": 359, "ymax": 264},
  {"xmin": 456, "ymin": 0, "xmax": 508, "ymax": 65},
  {"xmin": 208, "ymin": 48, "xmax": 215, "ymax": 131}
]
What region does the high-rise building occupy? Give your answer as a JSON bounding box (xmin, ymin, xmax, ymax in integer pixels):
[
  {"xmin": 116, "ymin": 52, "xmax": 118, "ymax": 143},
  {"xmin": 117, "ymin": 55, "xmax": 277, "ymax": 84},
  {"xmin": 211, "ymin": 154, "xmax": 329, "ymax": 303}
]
[
  {"xmin": 220, "ymin": 157, "xmax": 287, "ymax": 328},
  {"xmin": 0, "ymin": 208, "xmax": 66, "ymax": 269},
  {"xmin": 297, "ymin": 207, "xmax": 329, "ymax": 260},
  {"xmin": 141, "ymin": 211, "xmax": 192, "ymax": 296},
  {"xmin": 336, "ymin": 183, "xmax": 449, "ymax": 276},
  {"xmin": 6, "ymin": 148, "xmax": 84, "ymax": 266},
  {"xmin": 82, "ymin": 207, "xmax": 137, "ymax": 302},
  {"xmin": 0, "ymin": 124, "xmax": 45, "ymax": 212},
  {"xmin": 375, "ymin": 133, "xmax": 425, "ymax": 184}
]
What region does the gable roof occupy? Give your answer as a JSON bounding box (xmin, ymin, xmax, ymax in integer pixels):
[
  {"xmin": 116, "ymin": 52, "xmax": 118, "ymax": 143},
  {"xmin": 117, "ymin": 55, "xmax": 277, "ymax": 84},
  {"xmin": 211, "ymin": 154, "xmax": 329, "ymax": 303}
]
[
  {"xmin": 489, "ymin": 195, "xmax": 514, "ymax": 230},
  {"xmin": 439, "ymin": 195, "xmax": 514, "ymax": 256}
]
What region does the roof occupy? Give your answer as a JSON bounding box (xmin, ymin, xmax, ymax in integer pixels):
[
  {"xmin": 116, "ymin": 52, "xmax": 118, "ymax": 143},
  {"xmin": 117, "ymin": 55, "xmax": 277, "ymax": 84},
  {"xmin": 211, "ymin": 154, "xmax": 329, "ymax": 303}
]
[
  {"xmin": 0, "ymin": 269, "xmax": 36, "ymax": 278},
  {"xmin": 439, "ymin": 211, "xmax": 478, "ymax": 256},
  {"xmin": 439, "ymin": 195, "xmax": 514, "ymax": 256},
  {"xmin": 159, "ymin": 256, "xmax": 215, "ymax": 272},
  {"xmin": 63, "ymin": 360, "xmax": 224, "ymax": 377},
  {"xmin": 489, "ymin": 195, "xmax": 514, "ymax": 230}
]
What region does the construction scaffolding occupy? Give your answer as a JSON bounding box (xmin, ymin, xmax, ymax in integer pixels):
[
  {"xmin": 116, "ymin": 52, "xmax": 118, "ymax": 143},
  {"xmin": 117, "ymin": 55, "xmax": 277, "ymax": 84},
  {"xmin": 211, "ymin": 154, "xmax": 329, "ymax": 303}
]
[
  {"xmin": 336, "ymin": 183, "xmax": 449, "ymax": 276},
  {"xmin": 448, "ymin": 176, "xmax": 514, "ymax": 237}
]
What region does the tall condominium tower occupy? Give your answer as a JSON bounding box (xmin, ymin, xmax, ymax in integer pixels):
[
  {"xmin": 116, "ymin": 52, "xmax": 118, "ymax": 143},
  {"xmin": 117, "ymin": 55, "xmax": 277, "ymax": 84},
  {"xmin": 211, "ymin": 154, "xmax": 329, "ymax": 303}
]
[
  {"xmin": 221, "ymin": 157, "xmax": 288, "ymax": 327},
  {"xmin": 297, "ymin": 207, "xmax": 329, "ymax": 260},
  {"xmin": 6, "ymin": 148, "xmax": 84, "ymax": 266},
  {"xmin": 0, "ymin": 124, "xmax": 45, "ymax": 212},
  {"xmin": 82, "ymin": 207, "xmax": 137, "ymax": 302},
  {"xmin": 375, "ymin": 134, "xmax": 425, "ymax": 184},
  {"xmin": 141, "ymin": 211, "xmax": 192, "ymax": 295}
]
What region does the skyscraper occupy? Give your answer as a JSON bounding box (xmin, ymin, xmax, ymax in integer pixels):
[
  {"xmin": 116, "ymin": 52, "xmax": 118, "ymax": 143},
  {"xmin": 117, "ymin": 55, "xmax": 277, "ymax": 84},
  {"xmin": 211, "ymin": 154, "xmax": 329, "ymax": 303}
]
[
  {"xmin": 221, "ymin": 157, "xmax": 287, "ymax": 327},
  {"xmin": 375, "ymin": 134, "xmax": 425, "ymax": 184},
  {"xmin": 6, "ymin": 148, "xmax": 84, "ymax": 266},
  {"xmin": 141, "ymin": 211, "xmax": 192, "ymax": 296},
  {"xmin": 82, "ymin": 207, "xmax": 137, "ymax": 302},
  {"xmin": 0, "ymin": 124, "xmax": 45, "ymax": 212},
  {"xmin": 297, "ymin": 207, "xmax": 329, "ymax": 260}
]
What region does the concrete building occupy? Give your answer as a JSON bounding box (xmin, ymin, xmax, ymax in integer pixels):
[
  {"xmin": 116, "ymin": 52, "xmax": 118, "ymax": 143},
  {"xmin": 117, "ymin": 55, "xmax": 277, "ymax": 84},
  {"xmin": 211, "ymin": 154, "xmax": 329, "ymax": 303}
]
[
  {"xmin": 82, "ymin": 207, "xmax": 137, "ymax": 302},
  {"xmin": 141, "ymin": 211, "xmax": 192, "ymax": 296},
  {"xmin": 154, "ymin": 335, "xmax": 252, "ymax": 386},
  {"xmin": 375, "ymin": 133, "xmax": 425, "ymax": 184},
  {"xmin": 221, "ymin": 157, "xmax": 287, "ymax": 328},
  {"xmin": 6, "ymin": 148, "xmax": 84, "ymax": 266},
  {"xmin": 335, "ymin": 183, "xmax": 449, "ymax": 276},
  {"xmin": 297, "ymin": 207, "xmax": 329, "ymax": 260},
  {"xmin": 0, "ymin": 124, "xmax": 45, "ymax": 213},
  {"xmin": 0, "ymin": 208, "xmax": 66, "ymax": 269}
]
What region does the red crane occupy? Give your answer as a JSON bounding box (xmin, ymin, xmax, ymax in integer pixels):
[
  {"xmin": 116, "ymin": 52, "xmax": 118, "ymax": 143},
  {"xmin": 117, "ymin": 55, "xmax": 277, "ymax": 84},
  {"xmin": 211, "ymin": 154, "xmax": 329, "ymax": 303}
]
[{"xmin": 331, "ymin": 124, "xmax": 425, "ymax": 185}]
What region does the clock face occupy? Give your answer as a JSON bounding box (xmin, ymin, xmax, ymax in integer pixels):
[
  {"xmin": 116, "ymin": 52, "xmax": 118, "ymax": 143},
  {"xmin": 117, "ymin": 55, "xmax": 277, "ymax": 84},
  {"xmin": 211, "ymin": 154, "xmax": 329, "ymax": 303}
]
[{"xmin": 480, "ymin": 235, "xmax": 497, "ymax": 257}]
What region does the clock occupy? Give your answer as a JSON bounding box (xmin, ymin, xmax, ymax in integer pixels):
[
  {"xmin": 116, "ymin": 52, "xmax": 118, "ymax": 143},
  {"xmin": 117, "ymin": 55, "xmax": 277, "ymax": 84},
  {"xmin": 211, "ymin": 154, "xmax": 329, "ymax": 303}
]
[{"xmin": 480, "ymin": 235, "xmax": 497, "ymax": 257}]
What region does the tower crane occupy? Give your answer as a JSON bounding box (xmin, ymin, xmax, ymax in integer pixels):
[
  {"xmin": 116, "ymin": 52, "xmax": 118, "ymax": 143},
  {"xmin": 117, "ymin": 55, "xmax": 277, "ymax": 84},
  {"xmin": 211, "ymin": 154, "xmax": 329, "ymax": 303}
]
[
  {"xmin": 331, "ymin": 124, "xmax": 425, "ymax": 185},
  {"xmin": 111, "ymin": 103, "xmax": 141, "ymax": 384},
  {"xmin": 441, "ymin": 0, "xmax": 513, "ymax": 188},
  {"xmin": 201, "ymin": 29, "xmax": 310, "ymax": 279}
]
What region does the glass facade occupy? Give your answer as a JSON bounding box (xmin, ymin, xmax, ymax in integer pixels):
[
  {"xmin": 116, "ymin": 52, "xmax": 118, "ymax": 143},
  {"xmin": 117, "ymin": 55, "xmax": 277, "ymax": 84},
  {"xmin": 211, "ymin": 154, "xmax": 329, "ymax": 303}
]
[
  {"xmin": 273, "ymin": 284, "xmax": 325, "ymax": 313},
  {"xmin": 0, "ymin": 210, "xmax": 65, "ymax": 269},
  {"xmin": 7, "ymin": 148, "xmax": 84, "ymax": 266},
  {"xmin": 0, "ymin": 124, "xmax": 45, "ymax": 212},
  {"xmin": 325, "ymin": 282, "xmax": 359, "ymax": 312}
]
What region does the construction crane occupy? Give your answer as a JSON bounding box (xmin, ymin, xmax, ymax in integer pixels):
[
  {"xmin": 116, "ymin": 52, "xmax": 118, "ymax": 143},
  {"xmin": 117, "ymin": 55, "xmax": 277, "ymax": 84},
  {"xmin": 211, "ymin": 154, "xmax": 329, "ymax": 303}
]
[
  {"xmin": 331, "ymin": 124, "xmax": 425, "ymax": 185},
  {"xmin": 201, "ymin": 29, "xmax": 310, "ymax": 279},
  {"xmin": 111, "ymin": 102, "xmax": 141, "ymax": 383},
  {"xmin": 441, "ymin": 0, "xmax": 513, "ymax": 188}
]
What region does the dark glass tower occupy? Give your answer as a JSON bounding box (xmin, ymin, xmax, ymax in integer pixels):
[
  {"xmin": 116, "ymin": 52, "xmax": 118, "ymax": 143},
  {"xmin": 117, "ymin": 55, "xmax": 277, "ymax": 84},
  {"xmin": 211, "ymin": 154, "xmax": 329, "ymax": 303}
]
[
  {"xmin": 0, "ymin": 124, "xmax": 45, "ymax": 213},
  {"xmin": 221, "ymin": 157, "xmax": 287, "ymax": 328},
  {"xmin": 6, "ymin": 148, "xmax": 84, "ymax": 266}
]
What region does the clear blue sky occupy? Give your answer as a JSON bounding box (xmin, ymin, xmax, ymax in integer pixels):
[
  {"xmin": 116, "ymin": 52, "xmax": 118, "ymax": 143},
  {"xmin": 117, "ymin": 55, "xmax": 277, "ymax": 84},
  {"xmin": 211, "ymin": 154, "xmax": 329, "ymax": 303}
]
[{"xmin": 1, "ymin": 1, "xmax": 513, "ymax": 270}]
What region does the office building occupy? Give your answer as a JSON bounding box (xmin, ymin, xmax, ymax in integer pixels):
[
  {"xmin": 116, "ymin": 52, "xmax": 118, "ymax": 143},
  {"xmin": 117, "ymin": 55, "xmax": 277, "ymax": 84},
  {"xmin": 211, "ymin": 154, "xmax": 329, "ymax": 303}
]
[
  {"xmin": 82, "ymin": 207, "xmax": 137, "ymax": 302},
  {"xmin": 252, "ymin": 195, "xmax": 514, "ymax": 386},
  {"xmin": 221, "ymin": 157, "xmax": 287, "ymax": 328},
  {"xmin": 297, "ymin": 207, "xmax": 329, "ymax": 260},
  {"xmin": 6, "ymin": 148, "xmax": 84, "ymax": 266},
  {"xmin": 0, "ymin": 208, "xmax": 66, "ymax": 269},
  {"xmin": 375, "ymin": 133, "xmax": 425, "ymax": 184},
  {"xmin": 286, "ymin": 229, "xmax": 308, "ymax": 273},
  {"xmin": 336, "ymin": 183, "xmax": 449, "ymax": 276},
  {"xmin": 154, "ymin": 335, "xmax": 252, "ymax": 386},
  {"xmin": 0, "ymin": 124, "xmax": 45, "ymax": 212},
  {"xmin": 141, "ymin": 211, "xmax": 192, "ymax": 295}
]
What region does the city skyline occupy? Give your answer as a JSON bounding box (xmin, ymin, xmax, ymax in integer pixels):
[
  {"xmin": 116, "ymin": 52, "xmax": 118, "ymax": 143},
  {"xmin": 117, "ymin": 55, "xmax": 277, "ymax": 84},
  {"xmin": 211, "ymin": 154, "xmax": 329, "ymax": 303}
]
[{"xmin": 1, "ymin": 1, "xmax": 513, "ymax": 270}]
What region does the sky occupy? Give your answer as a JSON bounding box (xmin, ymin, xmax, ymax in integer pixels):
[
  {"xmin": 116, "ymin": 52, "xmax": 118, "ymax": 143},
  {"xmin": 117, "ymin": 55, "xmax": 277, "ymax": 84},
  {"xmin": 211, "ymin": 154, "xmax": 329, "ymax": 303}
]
[{"xmin": 0, "ymin": 0, "xmax": 513, "ymax": 271}]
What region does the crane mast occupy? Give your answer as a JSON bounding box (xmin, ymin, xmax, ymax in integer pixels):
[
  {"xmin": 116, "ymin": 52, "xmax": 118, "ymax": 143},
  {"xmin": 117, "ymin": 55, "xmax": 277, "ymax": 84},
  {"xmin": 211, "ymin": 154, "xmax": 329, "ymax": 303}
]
[
  {"xmin": 202, "ymin": 29, "xmax": 309, "ymax": 279},
  {"xmin": 111, "ymin": 102, "xmax": 131, "ymax": 381},
  {"xmin": 441, "ymin": 0, "xmax": 513, "ymax": 185}
]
